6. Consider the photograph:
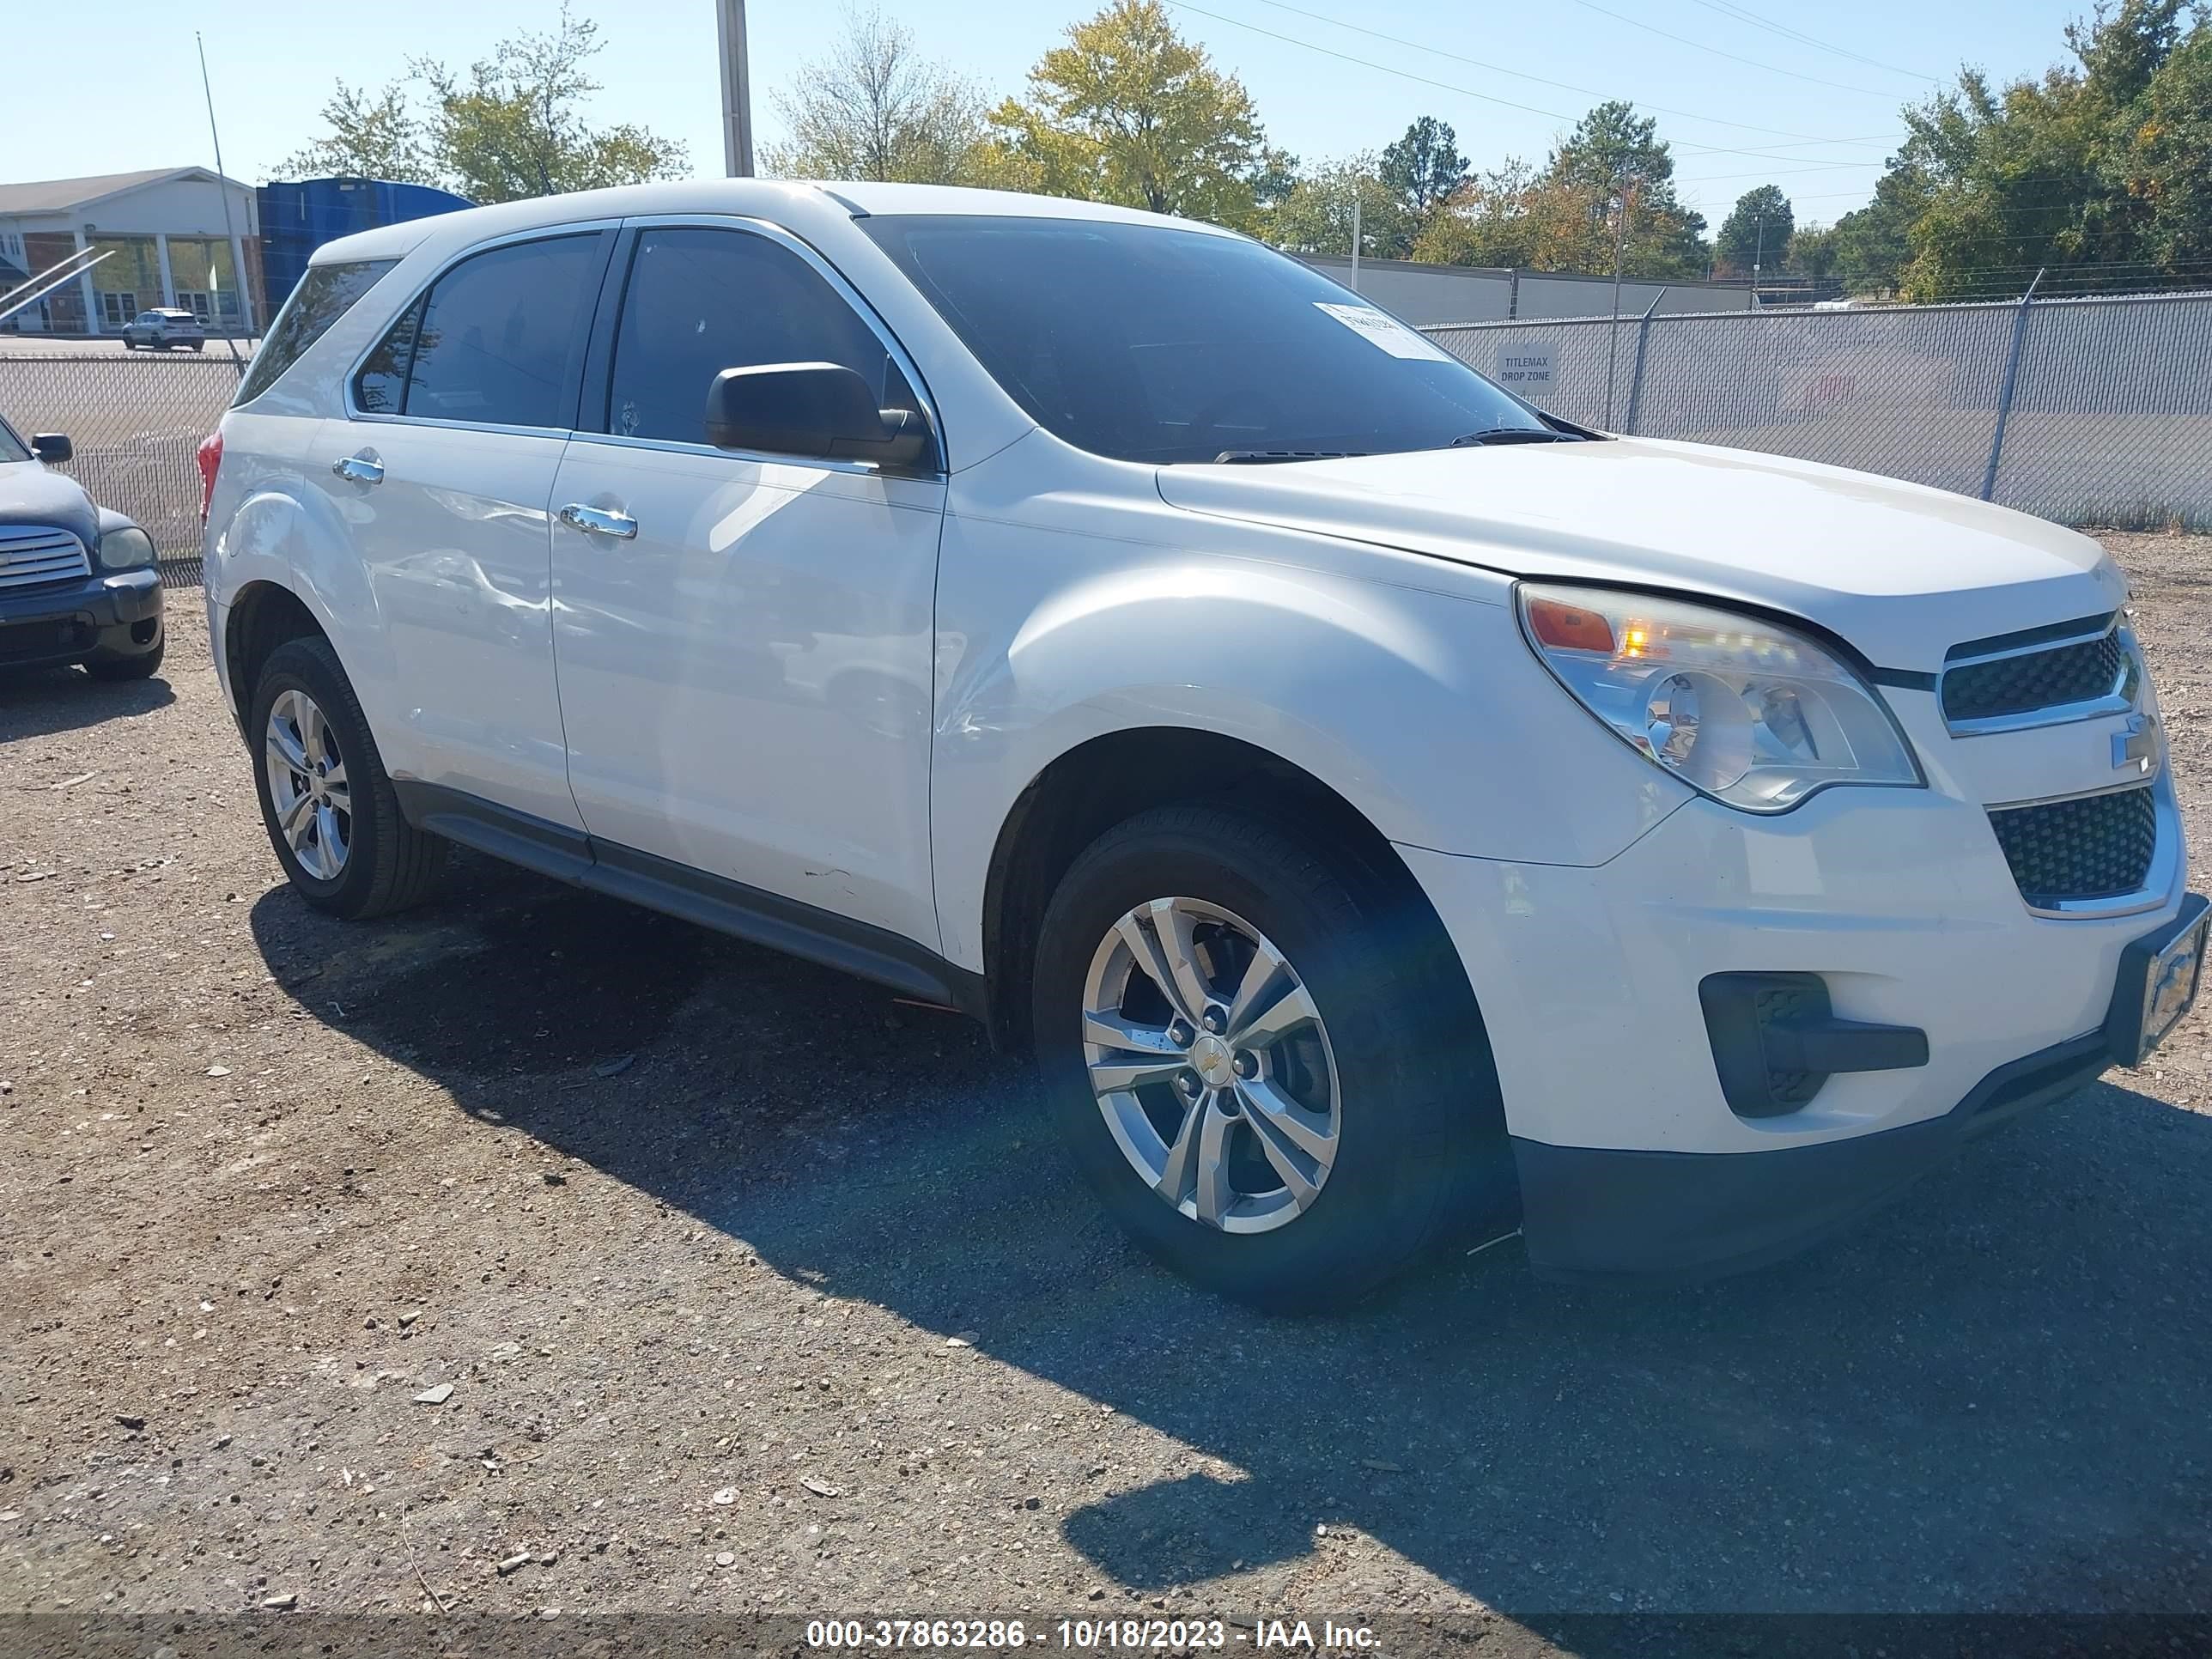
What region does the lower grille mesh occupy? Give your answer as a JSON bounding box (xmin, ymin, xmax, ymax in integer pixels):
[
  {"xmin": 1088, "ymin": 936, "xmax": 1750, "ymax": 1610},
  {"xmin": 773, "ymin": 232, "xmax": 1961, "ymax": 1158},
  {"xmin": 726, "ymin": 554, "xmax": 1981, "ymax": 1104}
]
[{"xmin": 1988, "ymin": 786, "xmax": 2158, "ymax": 906}]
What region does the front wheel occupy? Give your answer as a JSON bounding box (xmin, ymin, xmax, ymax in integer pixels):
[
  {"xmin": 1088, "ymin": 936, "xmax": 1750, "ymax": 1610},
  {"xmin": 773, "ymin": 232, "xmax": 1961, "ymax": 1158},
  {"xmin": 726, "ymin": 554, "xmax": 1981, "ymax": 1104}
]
[
  {"xmin": 84, "ymin": 631, "xmax": 164, "ymax": 681},
  {"xmin": 247, "ymin": 635, "xmax": 446, "ymax": 918},
  {"xmin": 1031, "ymin": 804, "xmax": 1501, "ymax": 1310}
]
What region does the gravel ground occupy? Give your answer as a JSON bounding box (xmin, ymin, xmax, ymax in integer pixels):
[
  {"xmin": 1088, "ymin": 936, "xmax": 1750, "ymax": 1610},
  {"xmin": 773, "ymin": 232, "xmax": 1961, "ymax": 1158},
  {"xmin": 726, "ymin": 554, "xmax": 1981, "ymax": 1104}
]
[{"xmin": 4, "ymin": 537, "xmax": 2212, "ymax": 1636}]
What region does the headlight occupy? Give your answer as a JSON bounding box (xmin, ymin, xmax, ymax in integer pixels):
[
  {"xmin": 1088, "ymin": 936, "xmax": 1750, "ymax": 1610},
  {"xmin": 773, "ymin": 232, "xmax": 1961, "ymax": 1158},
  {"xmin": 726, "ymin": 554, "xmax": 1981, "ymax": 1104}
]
[
  {"xmin": 1516, "ymin": 583, "xmax": 1922, "ymax": 813},
  {"xmin": 96, "ymin": 525, "xmax": 156, "ymax": 571}
]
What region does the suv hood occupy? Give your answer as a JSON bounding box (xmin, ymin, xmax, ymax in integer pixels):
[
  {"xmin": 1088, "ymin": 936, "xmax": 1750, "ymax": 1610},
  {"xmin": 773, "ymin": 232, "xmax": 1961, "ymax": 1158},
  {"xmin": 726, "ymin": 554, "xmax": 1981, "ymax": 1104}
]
[
  {"xmin": 1154, "ymin": 437, "xmax": 2123, "ymax": 672},
  {"xmin": 0, "ymin": 461, "xmax": 99, "ymax": 550}
]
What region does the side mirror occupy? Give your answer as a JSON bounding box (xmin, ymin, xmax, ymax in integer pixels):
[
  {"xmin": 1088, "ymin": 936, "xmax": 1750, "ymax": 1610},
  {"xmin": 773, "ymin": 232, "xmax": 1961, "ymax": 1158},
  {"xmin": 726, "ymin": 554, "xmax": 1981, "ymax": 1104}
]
[
  {"xmin": 30, "ymin": 433, "xmax": 71, "ymax": 464},
  {"xmin": 703, "ymin": 362, "xmax": 932, "ymax": 471}
]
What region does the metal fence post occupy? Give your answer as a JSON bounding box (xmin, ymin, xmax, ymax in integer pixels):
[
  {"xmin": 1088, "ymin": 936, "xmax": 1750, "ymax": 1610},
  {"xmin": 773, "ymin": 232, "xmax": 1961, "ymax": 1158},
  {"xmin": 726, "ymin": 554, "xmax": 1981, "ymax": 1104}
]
[
  {"xmin": 1622, "ymin": 289, "xmax": 1668, "ymax": 435},
  {"xmin": 1980, "ymin": 269, "xmax": 2044, "ymax": 502}
]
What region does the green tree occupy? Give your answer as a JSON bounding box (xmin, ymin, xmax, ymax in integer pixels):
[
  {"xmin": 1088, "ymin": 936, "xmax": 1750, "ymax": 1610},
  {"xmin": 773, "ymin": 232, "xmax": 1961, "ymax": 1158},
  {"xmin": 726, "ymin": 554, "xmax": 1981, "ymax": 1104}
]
[
  {"xmin": 1822, "ymin": 0, "xmax": 2212, "ymax": 301},
  {"xmin": 1271, "ymin": 155, "xmax": 1416, "ymax": 258},
  {"xmin": 277, "ymin": 81, "xmax": 440, "ymax": 185},
  {"xmin": 1379, "ymin": 116, "xmax": 1468, "ymax": 220},
  {"xmin": 763, "ymin": 7, "xmax": 989, "ymax": 184},
  {"xmin": 1786, "ymin": 222, "xmax": 1839, "ymax": 280},
  {"xmin": 2109, "ymin": 22, "xmax": 2212, "ymax": 267},
  {"xmin": 1412, "ymin": 159, "xmax": 1540, "ymax": 267},
  {"xmin": 416, "ymin": 6, "xmax": 687, "ymax": 203},
  {"xmin": 1716, "ymin": 185, "xmax": 1795, "ymax": 277},
  {"xmin": 1821, "ymin": 164, "xmax": 1934, "ymax": 295},
  {"xmin": 982, "ymin": 0, "xmax": 1280, "ymax": 229},
  {"xmin": 1541, "ymin": 101, "xmax": 1709, "ymax": 276},
  {"xmin": 282, "ymin": 7, "xmax": 686, "ymax": 203}
]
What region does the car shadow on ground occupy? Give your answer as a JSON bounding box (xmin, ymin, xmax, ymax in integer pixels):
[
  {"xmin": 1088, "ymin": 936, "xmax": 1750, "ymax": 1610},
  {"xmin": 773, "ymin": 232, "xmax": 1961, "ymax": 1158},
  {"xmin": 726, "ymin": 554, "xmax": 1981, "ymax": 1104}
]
[
  {"xmin": 0, "ymin": 664, "xmax": 175, "ymax": 738},
  {"xmin": 248, "ymin": 857, "xmax": 2212, "ymax": 1622}
]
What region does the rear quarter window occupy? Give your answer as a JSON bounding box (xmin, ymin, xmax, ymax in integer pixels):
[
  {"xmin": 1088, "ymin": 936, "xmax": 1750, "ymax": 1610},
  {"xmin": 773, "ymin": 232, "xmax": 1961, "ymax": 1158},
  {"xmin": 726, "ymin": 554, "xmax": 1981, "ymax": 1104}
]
[{"xmin": 234, "ymin": 259, "xmax": 398, "ymax": 406}]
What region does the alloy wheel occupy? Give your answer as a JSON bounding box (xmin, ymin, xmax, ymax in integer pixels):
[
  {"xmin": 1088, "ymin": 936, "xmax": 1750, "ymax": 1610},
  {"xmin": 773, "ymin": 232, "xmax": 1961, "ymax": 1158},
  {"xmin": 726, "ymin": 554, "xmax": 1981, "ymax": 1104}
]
[
  {"xmin": 264, "ymin": 688, "xmax": 352, "ymax": 882},
  {"xmin": 1080, "ymin": 896, "xmax": 1341, "ymax": 1234}
]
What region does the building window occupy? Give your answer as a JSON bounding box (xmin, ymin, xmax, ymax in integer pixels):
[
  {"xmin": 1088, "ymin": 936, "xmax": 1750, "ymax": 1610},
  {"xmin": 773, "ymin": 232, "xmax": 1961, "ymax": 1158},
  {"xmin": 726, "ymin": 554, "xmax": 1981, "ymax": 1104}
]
[
  {"xmin": 175, "ymin": 289, "xmax": 243, "ymax": 324},
  {"xmin": 98, "ymin": 291, "xmax": 139, "ymax": 328}
]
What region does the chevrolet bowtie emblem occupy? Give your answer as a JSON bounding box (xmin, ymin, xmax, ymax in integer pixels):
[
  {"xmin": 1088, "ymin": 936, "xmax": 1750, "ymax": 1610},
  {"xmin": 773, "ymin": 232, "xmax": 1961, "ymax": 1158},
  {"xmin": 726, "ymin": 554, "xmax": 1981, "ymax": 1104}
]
[{"xmin": 2114, "ymin": 714, "xmax": 2159, "ymax": 775}]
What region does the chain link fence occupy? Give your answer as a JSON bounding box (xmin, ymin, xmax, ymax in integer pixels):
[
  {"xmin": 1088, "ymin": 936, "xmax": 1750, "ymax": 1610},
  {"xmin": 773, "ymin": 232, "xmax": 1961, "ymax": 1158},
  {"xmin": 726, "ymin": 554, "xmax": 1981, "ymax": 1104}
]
[
  {"xmin": 9, "ymin": 289, "xmax": 2212, "ymax": 582},
  {"xmin": 0, "ymin": 351, "xmax": 241, "ymax": 586},
  {"xmin": 1427, "ymin": 289, "xmax": 2212, "ymax": 530}
]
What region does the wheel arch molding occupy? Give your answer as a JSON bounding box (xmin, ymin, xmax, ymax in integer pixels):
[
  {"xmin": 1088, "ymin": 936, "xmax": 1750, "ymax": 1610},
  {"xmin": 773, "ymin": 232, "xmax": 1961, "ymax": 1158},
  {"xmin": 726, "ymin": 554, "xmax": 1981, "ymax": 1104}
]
[{"xmin": 968, "ymin": 724, "xmax": 1462, "ymax": 1054}]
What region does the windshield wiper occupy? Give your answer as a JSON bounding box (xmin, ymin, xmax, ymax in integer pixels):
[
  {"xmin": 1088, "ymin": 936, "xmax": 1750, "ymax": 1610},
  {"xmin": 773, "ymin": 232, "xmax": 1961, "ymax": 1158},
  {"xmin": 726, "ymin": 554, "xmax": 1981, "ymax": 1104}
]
[
  {"xmin": 1212, "ymin": 449, "xmax": 1366, "ymax": 464},
  {"xmin": 1444, "ymin": 428, "xmax": 1580, "ymax": 447}
]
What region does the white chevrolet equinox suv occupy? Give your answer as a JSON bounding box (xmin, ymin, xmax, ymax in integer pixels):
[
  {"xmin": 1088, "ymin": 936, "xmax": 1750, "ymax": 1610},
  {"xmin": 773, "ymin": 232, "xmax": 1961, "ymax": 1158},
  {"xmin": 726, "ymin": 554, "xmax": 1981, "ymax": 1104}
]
[{"xmin": 200, "ymin": 180, "xmax": 2205, "ymax": 1309}]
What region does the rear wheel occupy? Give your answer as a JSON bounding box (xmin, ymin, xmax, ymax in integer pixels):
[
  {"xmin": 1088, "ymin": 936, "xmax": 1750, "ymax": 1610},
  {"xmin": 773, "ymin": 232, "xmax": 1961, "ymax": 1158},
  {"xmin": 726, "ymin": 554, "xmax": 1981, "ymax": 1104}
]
[
  {"xmin": 247, "ymin": 636, "xmax": 446, "ymax": 918},
  {"xmin": 1031, "ymin": 803, "xmax": 1499, "ymax": 1310}
]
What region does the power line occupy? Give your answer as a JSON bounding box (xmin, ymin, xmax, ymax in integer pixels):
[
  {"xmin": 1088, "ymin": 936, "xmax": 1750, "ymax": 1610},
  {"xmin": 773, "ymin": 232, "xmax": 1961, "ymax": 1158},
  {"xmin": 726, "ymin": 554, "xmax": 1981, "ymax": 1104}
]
[
  {"xmin": 1559, "ymin": 0, "xmax": 1910, "ymax": 99},
  {"xmin": 1162, "ymin": 0, "xmax": 1899, "ymax": 166},
  {"xmin": 1679, "ymin": 160, "xmax": 1893, "ymax": 185},
  {"xmin": 1240, "ymin": 0, "xmax": 1905, "ymax": 147},
  {"xmin": 1676, "ymin": 0, "xmax": 1942, "ymax": 84}
]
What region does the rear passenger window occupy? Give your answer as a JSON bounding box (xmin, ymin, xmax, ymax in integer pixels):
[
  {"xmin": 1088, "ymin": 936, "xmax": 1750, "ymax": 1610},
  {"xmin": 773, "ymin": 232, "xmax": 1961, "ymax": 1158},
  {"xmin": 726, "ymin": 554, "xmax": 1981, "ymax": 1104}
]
[
  {"xmin": 235, "ymin": 258, "xmax": 396, "ymax": 405},
  {"xmin": 605, "ymin": 226, "xmax": 916, "ymax": 445},
  {"xmin": 356, "ymin": 234, "xmax": 600, "ymax": 429}
]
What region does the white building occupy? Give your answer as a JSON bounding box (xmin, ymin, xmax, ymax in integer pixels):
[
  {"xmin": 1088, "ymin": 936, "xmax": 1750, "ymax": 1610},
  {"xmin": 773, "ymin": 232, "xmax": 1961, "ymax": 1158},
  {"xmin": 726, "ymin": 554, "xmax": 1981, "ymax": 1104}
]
[{"xmin": 0, "ymin": 167, "xmax": 261, "ymax": 336}]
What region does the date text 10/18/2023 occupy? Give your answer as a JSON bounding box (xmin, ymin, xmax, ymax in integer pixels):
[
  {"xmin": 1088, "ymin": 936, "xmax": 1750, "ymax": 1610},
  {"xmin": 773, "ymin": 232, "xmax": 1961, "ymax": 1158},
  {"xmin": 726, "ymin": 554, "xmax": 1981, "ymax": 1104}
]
[{"xmin": 805, "ymin": 1620, "xmax": 1382, "ymax": 1650}]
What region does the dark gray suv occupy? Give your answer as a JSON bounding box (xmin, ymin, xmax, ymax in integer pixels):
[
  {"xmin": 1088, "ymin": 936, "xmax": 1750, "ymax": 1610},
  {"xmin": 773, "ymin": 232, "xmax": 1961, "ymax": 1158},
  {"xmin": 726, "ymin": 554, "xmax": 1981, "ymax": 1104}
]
[{"xmin": 0, "ymin": 416, "xmax": 164, "ymax": 679}]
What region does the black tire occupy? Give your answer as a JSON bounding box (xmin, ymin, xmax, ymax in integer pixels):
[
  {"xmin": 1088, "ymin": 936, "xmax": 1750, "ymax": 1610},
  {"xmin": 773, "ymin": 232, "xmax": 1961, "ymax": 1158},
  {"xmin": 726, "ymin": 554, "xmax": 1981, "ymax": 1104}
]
[
  {"xmin": 121, "ymin": 338, "xmax": 137, "ymax": 351},
  {"xmin": 188, "ymin": 340, "xmax": 203, "ymax": 351},
  {"xmin": 84, "ymin": 631, "xmax": 165, "ymax": 681},
  {"xmin": 1031, "ymin": 803, "xmax": 1507, "ymax": 1311},
  {"xmin": 247, "ymin": 635, "xmax": 446, "ymax": 919}
]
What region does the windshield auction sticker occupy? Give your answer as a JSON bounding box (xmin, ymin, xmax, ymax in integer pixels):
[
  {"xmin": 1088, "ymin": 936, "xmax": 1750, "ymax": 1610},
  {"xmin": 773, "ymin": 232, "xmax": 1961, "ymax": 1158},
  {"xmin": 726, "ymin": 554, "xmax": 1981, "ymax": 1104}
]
[{"xmin": 1312, "ymin": 301, "xmax": 1455, "ymax": 362}]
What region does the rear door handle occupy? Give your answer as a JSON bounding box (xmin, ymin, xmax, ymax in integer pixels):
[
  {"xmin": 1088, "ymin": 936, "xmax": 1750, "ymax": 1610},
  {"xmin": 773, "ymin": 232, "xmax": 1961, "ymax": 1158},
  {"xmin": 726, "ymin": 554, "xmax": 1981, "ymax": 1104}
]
[
  {"xmin": 331, "ymin": 453, "xmax": 383, "ymax": 486},
  {"xmin": 558, "ymin": 502, "xmax": 638, "ymax": 539}
]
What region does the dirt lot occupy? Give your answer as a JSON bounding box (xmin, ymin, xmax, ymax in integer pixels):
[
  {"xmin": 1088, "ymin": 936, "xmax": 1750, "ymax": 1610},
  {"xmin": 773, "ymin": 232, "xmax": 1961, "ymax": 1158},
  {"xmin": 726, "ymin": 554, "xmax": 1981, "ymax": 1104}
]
[{"xmin": 6, "ymin": 538, "xmax": 2212, "ymax": 1637}]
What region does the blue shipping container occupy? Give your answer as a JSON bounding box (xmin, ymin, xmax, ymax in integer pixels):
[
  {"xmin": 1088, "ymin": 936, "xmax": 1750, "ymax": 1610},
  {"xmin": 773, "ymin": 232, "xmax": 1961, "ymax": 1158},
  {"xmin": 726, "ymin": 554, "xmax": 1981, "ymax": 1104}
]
[{"xmin": 258, "ymin": 177, "xmax": 474, "ymax": 313}]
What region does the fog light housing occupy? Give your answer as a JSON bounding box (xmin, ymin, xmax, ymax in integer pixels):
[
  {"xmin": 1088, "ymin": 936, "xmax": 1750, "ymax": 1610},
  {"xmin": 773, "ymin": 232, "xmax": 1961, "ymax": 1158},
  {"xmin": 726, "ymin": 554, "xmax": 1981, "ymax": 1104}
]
[{"xmin": 1699, "ymin": 972, "xmax": 1929, "ymax": 1118}]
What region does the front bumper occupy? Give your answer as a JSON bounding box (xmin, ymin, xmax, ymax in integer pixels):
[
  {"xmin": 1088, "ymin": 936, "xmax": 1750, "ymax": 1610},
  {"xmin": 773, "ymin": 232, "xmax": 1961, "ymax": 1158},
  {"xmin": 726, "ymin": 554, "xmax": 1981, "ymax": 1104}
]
[
  {"xmin": 0, "ymin": 567, "xmax": 163, "ymax": 668},
  {"xmin": 1400, "ymin": 776, "xmax": 2195, "ymax": 1280},
  {"xmin": 1511, "ymin": 1030, "xmax": 2112, "ymax": 1281}
]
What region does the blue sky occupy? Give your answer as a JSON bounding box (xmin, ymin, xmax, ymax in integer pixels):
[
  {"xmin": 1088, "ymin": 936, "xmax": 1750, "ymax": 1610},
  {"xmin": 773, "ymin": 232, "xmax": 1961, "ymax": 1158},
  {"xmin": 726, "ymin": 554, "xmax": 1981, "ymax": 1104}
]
[{"xmin": 22, "ymin": 0, "xmax": 2088, "ymax": 232}]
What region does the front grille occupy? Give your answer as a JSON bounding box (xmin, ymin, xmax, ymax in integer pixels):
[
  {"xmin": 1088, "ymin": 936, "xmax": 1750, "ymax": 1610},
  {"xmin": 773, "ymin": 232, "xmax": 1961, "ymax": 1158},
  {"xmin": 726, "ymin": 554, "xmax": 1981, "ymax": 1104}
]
[
  {"xmin": 1942, "ymin": 629, "xmax": 2125, "ymax": 724},
  {"xmin": 1988, "ymin": 786, "xmax": 2158, "ymax": 907},
  {"xmin": 0, "ymin": 526, "xmax": 92, "ymax": 592}
]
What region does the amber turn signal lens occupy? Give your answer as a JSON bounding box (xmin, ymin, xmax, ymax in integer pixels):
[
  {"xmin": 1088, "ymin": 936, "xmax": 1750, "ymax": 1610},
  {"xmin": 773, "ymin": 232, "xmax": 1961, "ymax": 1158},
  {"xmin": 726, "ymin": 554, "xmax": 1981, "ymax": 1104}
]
[{"xmin": 1526, "ymin": 597, "xmax": 1615, "ymax": 653}]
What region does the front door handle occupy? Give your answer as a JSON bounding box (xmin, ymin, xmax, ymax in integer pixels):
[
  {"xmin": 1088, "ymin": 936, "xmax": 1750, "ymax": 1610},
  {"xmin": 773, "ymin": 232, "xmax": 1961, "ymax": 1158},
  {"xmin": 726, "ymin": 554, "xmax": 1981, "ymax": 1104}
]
[
  {"xmin": 331, "ymin": 453, "xmax": 383, "ymax": 486},
  {"xmin": 558, "ymin": 502, "xmax": 638, "ymax": 540}
]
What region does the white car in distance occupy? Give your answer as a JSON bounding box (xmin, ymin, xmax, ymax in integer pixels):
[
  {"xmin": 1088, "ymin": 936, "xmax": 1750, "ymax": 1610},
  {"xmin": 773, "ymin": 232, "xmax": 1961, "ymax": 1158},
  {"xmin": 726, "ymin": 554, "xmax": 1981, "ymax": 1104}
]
[{"xmin": 198, "ymin": 181, "xmax": 2204, "ymax": 1308}]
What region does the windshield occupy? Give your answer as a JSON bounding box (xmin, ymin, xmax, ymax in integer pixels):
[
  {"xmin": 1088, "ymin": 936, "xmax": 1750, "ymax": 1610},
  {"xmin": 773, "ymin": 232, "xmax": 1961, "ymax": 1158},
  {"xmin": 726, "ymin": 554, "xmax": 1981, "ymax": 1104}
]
[
  {"xmin": 860, "ymin": 214, "xmax": 1553, "ymax": 465},
  {"xmin": 0, "ymin": 419, "xmax": 29, "ymax": 464}
]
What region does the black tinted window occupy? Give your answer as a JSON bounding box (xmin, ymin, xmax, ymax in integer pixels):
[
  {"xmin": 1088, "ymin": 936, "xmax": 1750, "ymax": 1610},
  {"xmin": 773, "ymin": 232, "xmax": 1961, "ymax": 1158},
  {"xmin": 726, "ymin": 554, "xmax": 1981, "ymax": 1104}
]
[
  {"xmin": 354, "ymin": 298, "xmax": 420, "ymax": 416},
  {"xmin": 235, "ymin": 258, "xmax": 396, "ymax": 405},
  {"xmin": 387, "ymin": 235, "xmax": 601, "ymax": 428},
  {"xmin": 605, "ymin": 227, "xmax": 915, "ymax": 445},
  {"xmin": 862, "ymin": 216, "xmax": 1549, "ymax": 464}
]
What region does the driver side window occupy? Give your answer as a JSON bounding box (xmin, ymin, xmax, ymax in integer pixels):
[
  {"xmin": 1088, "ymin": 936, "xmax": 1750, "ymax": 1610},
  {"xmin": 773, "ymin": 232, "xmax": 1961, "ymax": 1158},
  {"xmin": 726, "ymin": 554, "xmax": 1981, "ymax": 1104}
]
[{"xmin": 604, "ymin": 226, "xmax": 917, "ymax": 447}]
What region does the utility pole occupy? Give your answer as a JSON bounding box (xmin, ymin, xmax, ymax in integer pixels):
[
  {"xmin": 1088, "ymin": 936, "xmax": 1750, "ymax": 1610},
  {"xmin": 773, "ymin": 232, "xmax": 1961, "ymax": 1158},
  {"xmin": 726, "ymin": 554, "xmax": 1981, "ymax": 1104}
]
[
  {"xmin": 1751, "ymin": 210, "xmax": 1766, "ymax": 308},
  {"xmin": 1349, "ymin": 191, "xmax": 1362, "ymax": 294},
  {"xmin": 196, "ymin": 32, "xmax": 251, "ymax": 368},
  {"xmin": 1604, "ymin": 177, "xmax": 1636, "ymax": 426},
  {"xmin": 717, "ymin": 0, "xmax": 755, "ymax": 177}
]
